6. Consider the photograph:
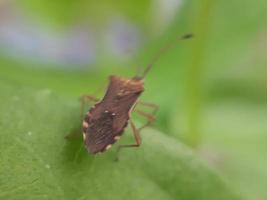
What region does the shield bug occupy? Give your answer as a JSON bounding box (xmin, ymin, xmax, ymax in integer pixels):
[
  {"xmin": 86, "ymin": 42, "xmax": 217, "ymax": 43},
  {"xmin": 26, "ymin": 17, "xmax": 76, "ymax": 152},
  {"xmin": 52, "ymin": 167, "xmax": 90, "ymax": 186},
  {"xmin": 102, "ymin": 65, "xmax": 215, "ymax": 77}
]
[{"xmin": 80, "ymin": 34, "xmax": 193, "ymax": 158}]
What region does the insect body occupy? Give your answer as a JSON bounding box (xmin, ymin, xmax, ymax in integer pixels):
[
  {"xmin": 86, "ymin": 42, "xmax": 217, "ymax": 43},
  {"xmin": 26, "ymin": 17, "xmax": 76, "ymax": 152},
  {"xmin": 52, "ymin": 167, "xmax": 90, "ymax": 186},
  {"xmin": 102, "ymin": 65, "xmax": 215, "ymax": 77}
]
[
  {"xmin": 80, "ymin": 34, "xmax": 193, "ymax": 156},
  {"xmin": 83, "ymin": 76, "xmax": 144, "ymax": 154}
]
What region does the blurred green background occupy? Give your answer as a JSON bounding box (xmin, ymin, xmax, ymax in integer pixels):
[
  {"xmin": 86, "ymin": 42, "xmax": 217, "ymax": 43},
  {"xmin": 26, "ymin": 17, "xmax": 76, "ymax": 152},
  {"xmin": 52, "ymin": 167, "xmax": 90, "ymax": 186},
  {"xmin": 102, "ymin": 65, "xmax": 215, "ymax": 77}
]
[{"xmin": 0, "ymin": 0, "xmax": 266, "ymax": 200}]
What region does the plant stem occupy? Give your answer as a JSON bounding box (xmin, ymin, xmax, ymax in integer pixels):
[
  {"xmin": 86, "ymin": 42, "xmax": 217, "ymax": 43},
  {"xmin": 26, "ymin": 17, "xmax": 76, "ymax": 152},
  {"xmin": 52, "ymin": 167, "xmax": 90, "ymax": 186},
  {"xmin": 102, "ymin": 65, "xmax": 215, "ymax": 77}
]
[{"xmin": 185, "ymin": 0, "xmax": 213, "ymax": 147}]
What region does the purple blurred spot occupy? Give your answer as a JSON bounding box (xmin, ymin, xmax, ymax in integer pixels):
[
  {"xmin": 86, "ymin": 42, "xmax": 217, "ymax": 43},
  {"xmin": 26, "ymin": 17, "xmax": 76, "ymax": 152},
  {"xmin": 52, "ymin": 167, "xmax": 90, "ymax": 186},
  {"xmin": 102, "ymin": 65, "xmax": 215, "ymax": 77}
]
[
  {"xmin": 105, "ymin": 17, "xmax": 141, "ymax": 58},
  {"xmin": 0, "ymin": 4, "xmax": 96, "ymax": 68}
]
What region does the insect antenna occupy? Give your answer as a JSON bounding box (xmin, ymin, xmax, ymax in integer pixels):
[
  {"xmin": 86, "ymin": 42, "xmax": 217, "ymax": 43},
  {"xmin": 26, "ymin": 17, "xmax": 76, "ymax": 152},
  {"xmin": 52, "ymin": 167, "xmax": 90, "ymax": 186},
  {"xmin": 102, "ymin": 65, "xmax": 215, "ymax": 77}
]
[{"xmin": 140, "ymin": 33, "xmax": 193, "ymax": 79}]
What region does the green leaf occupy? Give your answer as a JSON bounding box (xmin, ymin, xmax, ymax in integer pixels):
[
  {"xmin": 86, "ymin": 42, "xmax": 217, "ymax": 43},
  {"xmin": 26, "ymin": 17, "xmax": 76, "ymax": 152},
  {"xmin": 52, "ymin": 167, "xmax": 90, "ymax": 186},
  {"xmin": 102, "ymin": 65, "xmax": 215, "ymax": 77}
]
[{"xmin": 0, "ymin": 80, "xmax": 240, "ymax": 200}]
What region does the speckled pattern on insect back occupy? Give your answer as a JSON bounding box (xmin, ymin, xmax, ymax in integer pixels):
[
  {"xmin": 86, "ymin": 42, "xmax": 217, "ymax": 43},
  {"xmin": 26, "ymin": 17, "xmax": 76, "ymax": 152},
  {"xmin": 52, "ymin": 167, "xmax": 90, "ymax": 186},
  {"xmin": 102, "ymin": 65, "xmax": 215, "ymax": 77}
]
[{"xmin": 83, "ymin": 75, "xmax": 144, "ymax": 154}]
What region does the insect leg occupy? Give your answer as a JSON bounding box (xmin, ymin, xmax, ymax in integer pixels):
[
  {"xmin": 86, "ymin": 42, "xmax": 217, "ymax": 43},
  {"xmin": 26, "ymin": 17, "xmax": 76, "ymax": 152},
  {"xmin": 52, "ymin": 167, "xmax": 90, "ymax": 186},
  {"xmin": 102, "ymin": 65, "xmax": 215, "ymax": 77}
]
[
  {"xmin": 80, "ymin": 95, "xmax": 99, "ymax": 120},
  {"xmin": 136, "ymin": 101, "xmax": 159, "ymax": 114},
  {"xmin": 134, "ymin": 101, "xmax": 159, "ymax": 130},
  {"xmin": 115, "ymin": 119, "xmax": 141, "ymax": 161},
  {"xmin": 134, "ymin": 109, "xmax": 156, "ymax": 131},
  {"xmin": 65, "ymin": 95, "xmax": 98, "ymax": 140}
]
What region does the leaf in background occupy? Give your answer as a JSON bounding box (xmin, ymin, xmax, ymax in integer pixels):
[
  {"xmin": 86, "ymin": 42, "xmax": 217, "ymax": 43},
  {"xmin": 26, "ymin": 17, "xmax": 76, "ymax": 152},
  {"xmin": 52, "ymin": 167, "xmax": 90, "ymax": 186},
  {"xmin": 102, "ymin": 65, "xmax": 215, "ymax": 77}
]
[{"xmin": 0, "ymin": 80, "xmax": 241, "ymax": 200}]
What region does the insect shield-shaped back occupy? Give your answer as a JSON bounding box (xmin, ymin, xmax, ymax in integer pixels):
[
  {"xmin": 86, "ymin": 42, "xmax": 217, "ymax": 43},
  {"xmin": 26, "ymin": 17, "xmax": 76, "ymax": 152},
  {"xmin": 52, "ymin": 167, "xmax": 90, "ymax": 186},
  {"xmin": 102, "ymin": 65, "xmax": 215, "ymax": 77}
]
[{"xmin": 83, "ymin": 75, "xmax": 144, "ymax": 154}]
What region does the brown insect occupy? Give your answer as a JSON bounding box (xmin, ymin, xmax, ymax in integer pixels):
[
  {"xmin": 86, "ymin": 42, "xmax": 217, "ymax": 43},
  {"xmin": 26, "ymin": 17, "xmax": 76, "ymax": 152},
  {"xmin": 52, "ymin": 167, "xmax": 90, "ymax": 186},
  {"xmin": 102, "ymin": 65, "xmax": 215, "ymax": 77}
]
[{"xmin": 80, "ymin": 34, "xmax": 193, "ymax": 158}]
